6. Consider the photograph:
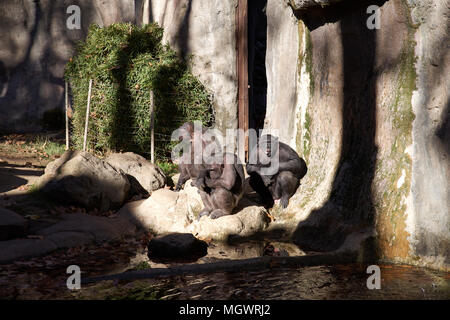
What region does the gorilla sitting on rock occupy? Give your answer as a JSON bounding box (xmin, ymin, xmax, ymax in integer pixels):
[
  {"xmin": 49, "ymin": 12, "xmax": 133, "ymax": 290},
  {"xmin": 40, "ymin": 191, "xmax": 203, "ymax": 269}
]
[
  {"xmin": 173, "ymin": 122, "xmax": 244, "ymax": 219},
  {"xmin": 195, "ymin": 153, "xmax": 245, "ymax": 219},
  {"xmin": 173, "ymin": 122, "xmax": 306, "ymax": 218},
  {"xmin": 246, "ymin": 134, "xmax": 307, "ymax": 209}
]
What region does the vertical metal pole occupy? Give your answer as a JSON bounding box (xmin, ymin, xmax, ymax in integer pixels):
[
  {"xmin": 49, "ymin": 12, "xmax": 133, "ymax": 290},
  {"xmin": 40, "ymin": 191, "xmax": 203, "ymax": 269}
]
[
  {"xmin": 65, "ymin": 81, "xmax": 69, "ymax": 151},
  {"xmin": 237, "ymin": 0, "xmax": 249, "ymax": 162},
  {"xmin": 83, "ymin": 79, "xmax": 93, "ymax": 152},
  {"xmin": 150, "ymin": 90, "xmax": 155, "ymax": 163}
]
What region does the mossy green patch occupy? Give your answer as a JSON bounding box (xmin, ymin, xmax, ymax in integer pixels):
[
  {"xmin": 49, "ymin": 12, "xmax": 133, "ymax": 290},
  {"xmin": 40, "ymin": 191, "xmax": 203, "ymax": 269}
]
[
  {"xmin": 295, "ymin": 21, "xmax": 313, "ymax": 164},
  {"xmin": 65, "ymin": 23, "xmax": 213, "ymax": 161},
  {"xmin": 373, "ymin": 1, "xmax": 417, "ymax": 261}
]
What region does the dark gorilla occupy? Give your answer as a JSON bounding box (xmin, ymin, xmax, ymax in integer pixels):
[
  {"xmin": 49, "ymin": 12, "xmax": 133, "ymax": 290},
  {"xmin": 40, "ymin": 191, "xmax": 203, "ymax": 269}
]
[
  {"xmin": 246, "ymin": 134, "xmax": 307, "ymax": 208},
  {"xmin": 173, "ymin": 122, "xmax": 210, "ymax": 191},
  {"xmin": 195, "ymin": 153, "xmax": 245, "ymax": 219}
]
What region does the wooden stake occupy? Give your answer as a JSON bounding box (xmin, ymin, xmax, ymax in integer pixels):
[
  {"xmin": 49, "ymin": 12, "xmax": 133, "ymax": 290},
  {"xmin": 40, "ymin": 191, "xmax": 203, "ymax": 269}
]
[
  {"xmin": 150, "ymin": 90, "xmax": 155, "ymax": 164},
  {"xmin": 65, "ymin": 81, "xmax": 69, "ymax": 150},
  {"xmin": 83, "ymin": 79, "xmax": 93, "ymax": 152},
  {"xmin": 237, "ymin": 0, "xmax": 249, "ymax": 162}
]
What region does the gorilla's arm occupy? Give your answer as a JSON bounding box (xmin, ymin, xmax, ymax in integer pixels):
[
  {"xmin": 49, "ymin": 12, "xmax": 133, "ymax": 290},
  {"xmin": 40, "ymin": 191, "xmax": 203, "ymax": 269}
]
[
  {"xmin": 175, "ymin": 166, "xmax": 190, "ymax": 191},
  {"xmin": 204, "ymin": 163, "xmax": 236, "ymax": 191},
  {"xmin": 276, "ymin": 142, "xmax": 305, "ymax": 176}
]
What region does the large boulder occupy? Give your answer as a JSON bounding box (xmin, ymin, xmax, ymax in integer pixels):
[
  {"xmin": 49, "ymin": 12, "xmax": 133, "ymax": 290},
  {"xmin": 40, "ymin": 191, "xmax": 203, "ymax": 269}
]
[
  {"xmin": 0, "ymin": 207, "xmax": 27, "ymax": 241},
  {"xmin": 105, "ymin": 152, "xmax": 166, "ymax": 194},
  {"xmin": 117, "ymin": 189, "xmax": 193, "ymax": 234},
  {"xmin": 35, "ymin": 151, "xmax": 130, "ymax": 211},
  {"xmin": 117, "ymin": 180, "xmax": 271, "ymax": 241}
]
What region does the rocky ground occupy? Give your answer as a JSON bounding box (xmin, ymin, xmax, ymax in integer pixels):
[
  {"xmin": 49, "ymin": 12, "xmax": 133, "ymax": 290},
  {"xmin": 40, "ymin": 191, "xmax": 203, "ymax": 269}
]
[
  {"xmin": 1, "ymin": 133, "xmax": 448, "ymax": 300},
  {"xmin": 0, "ymin": 133, "xmax": 278, "ymax": 299},
  {"xmin": 0, "ymin": 133, "xmax": 151, "ymax": 298}
]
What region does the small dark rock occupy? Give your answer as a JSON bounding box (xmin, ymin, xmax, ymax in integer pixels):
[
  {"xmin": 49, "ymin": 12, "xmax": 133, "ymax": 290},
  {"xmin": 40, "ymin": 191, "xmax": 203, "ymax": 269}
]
[
  {"xmin": 147, "ymin": 233, "xmax": 208, "ymax": 262},
  {"xmin": 0, "ymin": 208, "xmax": 27, "ymax": 241}
]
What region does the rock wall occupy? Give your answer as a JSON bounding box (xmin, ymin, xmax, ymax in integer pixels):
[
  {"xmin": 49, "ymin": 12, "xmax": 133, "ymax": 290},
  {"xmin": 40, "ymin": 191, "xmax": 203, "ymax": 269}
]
[
  {"xmin": 1, "ymin": 0, "xmax": 448, "ymax": 270},
  {"xmin": 408, "ymin": 0, "xmax": 449, "ymax": 269},
  {"xmin": 142, "ymin": 0, "xmax": 238, "ymax": 133},
  {"xmin": 266, "ymin": 0, "xmax": 449, "ymax": 270},
  {"xmin": 0, "ymin": 0, "xmax": 135, "ymax": 132},
  {"xmin": 264, "ymin": 0, "xmax": 300, "ymax": 148}
]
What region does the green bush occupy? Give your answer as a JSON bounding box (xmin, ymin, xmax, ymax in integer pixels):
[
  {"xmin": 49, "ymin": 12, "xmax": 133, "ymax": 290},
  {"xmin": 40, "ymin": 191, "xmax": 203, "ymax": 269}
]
[{"xmin": 65, "ymin": 23, "xmax": 213, "ymax": 160}]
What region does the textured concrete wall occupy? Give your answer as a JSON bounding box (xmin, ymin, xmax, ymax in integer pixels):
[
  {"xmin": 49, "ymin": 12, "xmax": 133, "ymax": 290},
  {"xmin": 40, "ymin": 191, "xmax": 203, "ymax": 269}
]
[
  {"xmin": 268, "ymin": 0, "xmax": 449, "ymax": 270},
  {"xmin": 0, "ymin": 0, "xmax": 135, "ymax": 132},
  {"xmin": 143, "ymin": 0, "xmax": 238, "ymax": 133},
  {"xmin": 264, "ymin": 0, "xmax": 300, "ymax": 148},
  {"xmin": 407, "ymin": 0, "xmax": 449, "ymax": 269},
  {"xmin": 1, "ymin": 0, "xmax": 448, "ymax": 270}
]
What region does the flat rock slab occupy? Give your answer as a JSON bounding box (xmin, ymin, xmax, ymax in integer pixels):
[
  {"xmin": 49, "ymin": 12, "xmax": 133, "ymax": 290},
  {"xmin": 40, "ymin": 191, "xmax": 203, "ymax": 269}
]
[
  {"xmin": 0, "ymin": 212, "xmax": 138, "ymax": 264},
  {"xmin": 0, "ymin": 239, "xmax": 57, "ymax": 264},
  {"xmin": 45, "ymin": 231, "xmax": 95, "ymax": 249},
  {"xmin": 0, "ymin": 207, "xmax": 27, "ymax": 241},
  {"xmin": 147, "ymin": 233, "xmax": 208, "ymax": 261},
  {"xmin": 118, "ymin": 182, "xmax": 271, "ymax": 241},
  {"xmin": 37, "ymin": 213, "xmax": 137, "ymax": 243}
]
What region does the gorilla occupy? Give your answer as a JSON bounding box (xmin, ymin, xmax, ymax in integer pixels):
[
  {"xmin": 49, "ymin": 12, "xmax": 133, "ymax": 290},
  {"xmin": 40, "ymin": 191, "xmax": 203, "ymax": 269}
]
[
  {"xmin": 195, "ymin": 153, "xmax": 245, "ymax": 219},
  {"xmin": 173, "ymin": 122, "xmax": 210, "ymax": 191},
  {"xmin": 246, "ymin": 134, "xmax": 307, "ymax": 208}
]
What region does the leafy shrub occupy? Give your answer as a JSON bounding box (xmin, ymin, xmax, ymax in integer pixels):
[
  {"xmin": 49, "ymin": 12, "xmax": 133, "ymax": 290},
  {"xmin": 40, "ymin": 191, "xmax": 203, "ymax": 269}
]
[{"xmin": 65, "ymin": 23, "xmax": 213, "ymax": 160}]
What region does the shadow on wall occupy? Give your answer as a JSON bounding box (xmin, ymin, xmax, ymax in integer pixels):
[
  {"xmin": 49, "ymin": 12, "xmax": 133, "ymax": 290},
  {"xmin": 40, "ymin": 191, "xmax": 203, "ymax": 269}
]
[
  {"xmin": 436, "ymin": 97, "xmax": 450, "ymax": 157},
  {"xmin": 176, "ymin": 0, "xmax": 193, "ymax": 58},
  {"xmin": 291, "ymin": 0, "xmax": 388, "ymax": 260},
  {"xmin": 145, "ymin": 0, "xmax": 193, "ymax": 58},
  {"xmin": 0, "ymin": 0, "xmax": 134, "ymax": 133}
]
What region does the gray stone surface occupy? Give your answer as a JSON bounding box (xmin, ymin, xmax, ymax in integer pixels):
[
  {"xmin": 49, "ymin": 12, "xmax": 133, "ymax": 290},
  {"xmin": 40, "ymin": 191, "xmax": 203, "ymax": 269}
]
[
  {"xmin": 105, "ymin": 152, "xmax": 166, "ymax": 194},
  {"xmin": 0, "ymin": 238, "xmax": 57, "ymax": 264},
  {"xmin": 270, "ymin": 0, "xmax": 450, "ymax": 270},
  {"xmin": 117, "ymin": 188, "xmax": 192, "ymax": 234},
  {"xmin": 265, "ymin": 0, "xmax": 301, "ymax": 147},
  {"xmin": 37, "ymin": 213, "xmax": 136, "ymax": 243},
  {"xmin": 45, "ymin": 231, "xmax": 95, "ymax": 249},
  {"xmin": 0, "ymin": 211, "xmax": 137, "ymax": 264},
  {"xmin": 0, "ymin": 207, "xmax": 27, "ymax": 241},
  {"xmin": 407, "ymin": 0, "xmax": 450, "ymax": 269},
  {"xmin": 36, "ymin": 151, "xmax": 130, "ymax": 211}
]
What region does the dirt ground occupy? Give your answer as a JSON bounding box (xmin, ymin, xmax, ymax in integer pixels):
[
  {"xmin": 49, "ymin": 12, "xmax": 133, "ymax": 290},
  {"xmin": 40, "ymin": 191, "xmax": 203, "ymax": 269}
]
[{"xmin": 0, "ymin": 133, "xmax": 63, "ymax": 197}]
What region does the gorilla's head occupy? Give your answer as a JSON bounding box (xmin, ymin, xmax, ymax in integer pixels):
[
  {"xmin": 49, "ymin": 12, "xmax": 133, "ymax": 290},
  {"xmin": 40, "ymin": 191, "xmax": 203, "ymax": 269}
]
[{"xmin": 258, "ymin": 134, "xmax": 279, "ymax": 159}]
